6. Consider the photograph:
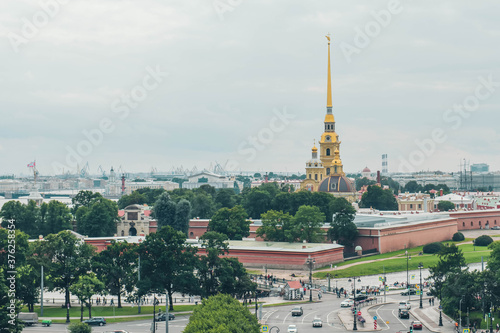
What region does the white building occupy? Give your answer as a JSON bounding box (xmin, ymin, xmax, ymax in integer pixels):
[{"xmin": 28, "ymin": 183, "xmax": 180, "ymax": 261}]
[
  {"xmin": 183, "ymin": 171, "xmax": 241, "ymax": 190},
  {"xmin": 124, "ymin": 180, "xmax": 179, "ymax": 195}
]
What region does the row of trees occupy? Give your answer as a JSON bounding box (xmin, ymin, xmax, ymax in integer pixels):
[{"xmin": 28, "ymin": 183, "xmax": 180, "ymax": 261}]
[
  {"xmin": 428, "ymin": 242, "xmax": 500, "ymax": 328},
  {"xmin": 0, "ymin": 227, "xmax": 255, "ymax": 329},
  {"xmin": 0, "ymin": 191, "xmax": 119, "ymax": 239},
  {"xmin": 119, "ymin": 183, "xmax": 349, "ymax": 221}
]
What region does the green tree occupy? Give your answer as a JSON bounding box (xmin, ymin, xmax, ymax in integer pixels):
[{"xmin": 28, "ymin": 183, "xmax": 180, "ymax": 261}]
[
  {"xmin": 0, "ymin": 269, "xmax": 23, "ymax": 333},
  {"xmin": 117, "ymin": 191, "xmax": 147, "ymax": 209},
  {"xmin": 31, "ymin": 230, "xmax": 96, "ymax": 322},
  {"xmin": 356, "ymin": 177, "xmax": 376, "ymax": 191},
  {"xmin": 290, "ymin": 190, "xmax": 313, "ymax": 213},
  {"xmin": 0, "ymin": 200, "xmax": 40, "ymax": 237},
  {"xmin": 271, "ymin": 192, "xmax": 294, "ymax": 215},
  {"xmin": 93, "ymin": 241, "xmax": 138, "ymax": 308},
  {"xmin": 191, "ymin": 192, "xmax": 216, "ymax": 219},
  {"xmin": 67, "ymin": 322, "xmax": 92, "ymax": 333},
  {"xmin": 256, "ymin": 210, "xmax": 296, "ymax": 242},
  {"xmin": 437, "ymin": 200, "xmax": 455, "ymax": 212},
  {"xmin": 71, "ymin": 190, "xmax": 102, "ymax": 214},
  {"xmin": 404, "ymin": 180, "xmax": 422, "ymax": 193},
  {"xmin": 184, "ymin": 293, "xmax": 260, "ymax": 333},
  {"xmin": 44, "ymin": 200, "xmax": 73, "ymax": 235},
  {"xmin": 428, "ymin": 244, "xmax": 466, "ymax": 299},
  {"xmin": 243, "ymin": 189, "xmax": 271, "ymax": 219},
  {"xmin": 154, "ymin": 192, "xmax": 177, "ymax": 228},
  {"xmin": 139, "ymin": 226, "xmax": 198, "ymax": 311},
  {"xmin": 196, "ymin": 184, "xmax": 217, "ymax": 198},
  {"xmin": 215, "ymin": 189, "xmax": 236, "ymax": 209},
  {"xmin": 76, "ymin": 197, "xmax": 118, "ymax": 237},
  {"xmin": 311, "ymin": 192, "xmax": 335, "ymax": 222},
  {"xmin": 208, "ymin": 206, "xmax": 249, "ymax": 240},
  {"xmin": 293, "ymin": 205, "xmax": 325, "ymax": 243},
  {"xmin": 197, "ymin": 232, "xmax": 229, "ymax": 297},
  {"xmin": 328, "ymin": 198, "xmax": 358, "ymax": 245},
  {"xmin": 174, "ymin": 199, "xmax": 191, "ymax": 234},
  {"xmin": 69, "ymin": 273, "xmax": 105, "ymax": 321},
  {"xmin": 360, "ymin": 185, "xmax": 398, "ymax": 210}
]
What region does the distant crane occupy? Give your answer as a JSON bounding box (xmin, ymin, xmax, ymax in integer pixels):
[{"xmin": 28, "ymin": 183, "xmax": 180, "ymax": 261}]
[
  {"xmin": 97, "ymin": 165, "xmax": 107, "ymax": 179},
  {"xmin": 80, "ymin": 162, "xmax": 90, "ymax": 178}
]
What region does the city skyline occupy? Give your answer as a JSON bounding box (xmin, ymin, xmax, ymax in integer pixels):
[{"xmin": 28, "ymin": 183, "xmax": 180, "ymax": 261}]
[{"xmin": 1, "ymin": 1, "xmax": 500, "ymax": 176}]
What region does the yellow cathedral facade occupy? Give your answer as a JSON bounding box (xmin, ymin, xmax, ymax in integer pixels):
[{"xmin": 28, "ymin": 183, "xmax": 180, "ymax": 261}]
[{"xmin": 300, "ymin": 36, "xmax": 356, "ymax": 201}]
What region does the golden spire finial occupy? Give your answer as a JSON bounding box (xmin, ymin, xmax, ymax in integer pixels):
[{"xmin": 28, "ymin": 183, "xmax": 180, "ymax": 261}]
[{"xmin": 326, "ymin": 34, "xmax": 332, "ymax": 108}]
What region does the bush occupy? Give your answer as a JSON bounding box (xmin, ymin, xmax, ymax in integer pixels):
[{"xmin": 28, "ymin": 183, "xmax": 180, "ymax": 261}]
[
  {"xmin": 452, "ymin": 232, "xmax": 465, "ymax": 241},
  {"xmin": 423, "ymin": 242, "xmax": 445, "ymax": 254},
  {"xmin": 474, "ymin": 235, "xmax": 493, "ymax": 247},
  {"xmin": 68, "ymin": 322, "xmax": 92, "ymax": 333}
]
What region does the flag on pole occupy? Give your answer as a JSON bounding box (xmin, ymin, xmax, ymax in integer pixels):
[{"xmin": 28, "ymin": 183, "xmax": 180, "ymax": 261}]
[{"xmin": 27, "ymin": 161, "xmax": 36, "ymax": 168}]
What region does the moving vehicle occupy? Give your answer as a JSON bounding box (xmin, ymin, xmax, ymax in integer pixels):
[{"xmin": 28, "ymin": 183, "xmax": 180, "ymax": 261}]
[
  {"xmin": 398, "ymin": 309, "xmax": 410, "ymax": 319},
  {"xmin": 83, "ymin": 317, "xmax": 106, "ymax": 326},
  {"xmin": 341, "ymin": 299, "xmax": 354, "ymax": 307},
  {"xmin": 411, "ymin": 320, "xmax": 423, "ymax": 330},
  {"xmin": 291, "ymin": 306, "xmax": 303, "ymax": 316},
  {"xmin": 18, "ymin": 313, "xmax": 38, "ymax": 326},
  {"xmin": 312, "ymin": 318, "xmax": 323, "ymax": 327},
  {"xmin": 399, "ymin": 301, "xmax": 411, "ymax": 310},
  {"xmin": 287, "ymin": 324, "xmax": 298, "ymax": 333},
  {"xmin": 155, "ymin": 312, "xmax": 175, "ymax": 321},
  {"xmin": 401, "ymin": 288, "xmax": 417, "ymax": 296}
]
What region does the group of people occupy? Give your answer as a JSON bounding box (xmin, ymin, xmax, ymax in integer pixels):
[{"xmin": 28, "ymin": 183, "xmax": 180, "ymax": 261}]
[{"xmin": 95, "ymin": 297, "xmax": 114, "ymax": 306}]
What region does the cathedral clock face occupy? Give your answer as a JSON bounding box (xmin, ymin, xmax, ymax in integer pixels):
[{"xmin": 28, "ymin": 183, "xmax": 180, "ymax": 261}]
[{"xmin": 326, "ymin": 136, "xmax": 331, "ymax": 142}]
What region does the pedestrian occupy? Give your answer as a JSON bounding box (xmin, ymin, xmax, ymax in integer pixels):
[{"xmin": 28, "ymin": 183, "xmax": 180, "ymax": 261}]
[{"xmin": 429, "ymin": 298, "xmax": 432, "ymax": 306}]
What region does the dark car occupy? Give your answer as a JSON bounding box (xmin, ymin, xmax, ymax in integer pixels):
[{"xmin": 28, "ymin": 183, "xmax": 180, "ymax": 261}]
[
  {"xmin": 353, "ymin": 294, "xmax": 368, "ymax": 301},
  {"xmin": 398, "ymin": 309, "xmax": 410, "ymax": 319},
  {"xmin": 411, "ymin": 320, "xmax": 423, "ymax": 330},
  {"xmin": 83, "ymin": 317, "xmax": 106, "ymax": 326},
  {"xmin": 155, "ymin": 313, "xmax": 175, "ymax": 321},
  {"xmin": 400, "ymin": 288, "xmax": 417, "ymax": 296}
]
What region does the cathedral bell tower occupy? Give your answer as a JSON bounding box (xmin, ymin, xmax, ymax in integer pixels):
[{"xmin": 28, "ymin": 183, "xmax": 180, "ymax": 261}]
[{"xmin": 319, "ymin": 34, "xmax": 344, "ymax": 177}]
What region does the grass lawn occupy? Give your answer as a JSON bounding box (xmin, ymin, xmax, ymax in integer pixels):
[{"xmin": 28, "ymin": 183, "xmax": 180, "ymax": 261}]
[
  {"xmin": 23, "ymin": 304, "xmax": 197, "ymax": 318},
  {"xmin": 313, "ymin": 241, "xmax": 492, "ymax": 279}
]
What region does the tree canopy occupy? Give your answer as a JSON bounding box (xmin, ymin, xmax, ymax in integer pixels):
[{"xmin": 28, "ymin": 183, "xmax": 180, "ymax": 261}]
[
  {"xmin": 208, "ymin": 206, "xmax": 249, "ymax": 240},
  {"xmin": 360, "ymin": 185, "xmax": 398, "ymax": 210},
  {"xmin": 328, "ymin": 197, "xmax": 358, "ymax": 245},
  {"xmin": 184, "ymin": 294, "xmax": 260, "ymax": 333}
]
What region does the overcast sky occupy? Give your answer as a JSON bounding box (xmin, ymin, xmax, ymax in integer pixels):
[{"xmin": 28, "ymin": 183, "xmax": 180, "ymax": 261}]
[{"xmin": 1, "ymin": 0, "xmax": 499, "ymax": 177}]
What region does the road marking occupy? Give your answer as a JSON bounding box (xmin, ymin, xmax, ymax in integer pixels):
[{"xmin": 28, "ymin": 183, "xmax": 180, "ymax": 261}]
[
  {"xmin": 392, "ymin": 309, "xmax": 408, "ymax": 328},
  {"xmin": 282, "ymin": 312, "xmax": 291, "ymax": 324},
  {"xmin": 301, "ymin": 310, "xmax": 317, "ymax": 324},
  {"xmin": 326, "ymin": 308, "xmax": 340, "ymax": 325},
  {"xmin": 262, "ymin": 310, "xmax": 277, "ymax": 321}
]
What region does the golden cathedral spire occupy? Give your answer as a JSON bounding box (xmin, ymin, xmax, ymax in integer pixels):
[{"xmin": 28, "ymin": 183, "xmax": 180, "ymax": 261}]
[{"xmin": 326, "ymin": 34, "xmax": 332, "ymax": 108}]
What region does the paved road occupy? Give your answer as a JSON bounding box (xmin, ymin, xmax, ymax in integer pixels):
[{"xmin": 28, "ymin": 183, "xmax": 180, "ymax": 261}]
[{"xmin": 21, "ymin": 316, "xmax": 191, "ymax": 333}]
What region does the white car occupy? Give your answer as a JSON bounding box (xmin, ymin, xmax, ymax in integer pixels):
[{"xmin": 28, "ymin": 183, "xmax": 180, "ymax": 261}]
[
  {"xmin": 312, "ymin": 318, "xmax": 323, "ymax": 327},
  {"xmin": 399, "ymin": 300, "xmax": 411, "ymax": 310},
  {"xmin": 287, "ymin": 324, "xmax": 298, "ymax": 333},
  {"xmin": 341, "ymin": 299, "xmax": 354, "ymax": 307}
]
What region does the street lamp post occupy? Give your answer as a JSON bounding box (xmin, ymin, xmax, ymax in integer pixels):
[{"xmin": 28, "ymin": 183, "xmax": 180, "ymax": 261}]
[
  {"xmin": 327, "ymin": 273, "xmax": 331, "ymax": 292},
  {"xmin": 418, "ymin": 262, "xmax": 423, "ymax": 309},
  {"xmin": 305, "ymin": 256, "xmax": 316, "ymax": 302},
  {"xmin": 459, "ymin": 296, "xmax": 463, "ymax": 331},
  {"xmin": 406, "ymin": 250, "xmax": 411, "ymax": 302},
  {"xmin": 349, "ymin": 277, "xmax": 361, "ymax": 331}
]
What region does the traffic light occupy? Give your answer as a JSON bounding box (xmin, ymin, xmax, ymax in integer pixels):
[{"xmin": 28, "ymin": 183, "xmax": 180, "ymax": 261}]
[{"xmin": 409, "ymin": 326, "xmax": 413, "ymax": 333}]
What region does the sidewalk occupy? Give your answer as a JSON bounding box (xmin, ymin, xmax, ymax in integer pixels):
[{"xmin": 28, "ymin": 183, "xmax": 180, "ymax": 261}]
[{"xmin": 412, "ymin": 304, "xmax": 457, "ymax": 333}]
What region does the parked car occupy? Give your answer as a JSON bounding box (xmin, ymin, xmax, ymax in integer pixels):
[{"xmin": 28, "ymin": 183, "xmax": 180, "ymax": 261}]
[
  {"xmin": 492, "ymin": 226, "xmax": 500, "ymax": 230},
  {"xmin": 291, "ymin": 306, "xmax": 303, "ymax": 316},
  {"xmin": 411, "ymin": 320, "xmax": 423, "ymax": 330},
  {"xmin": 353, "ymin": 294, "xmax": 368, "ymax": 301},
  {"xmin": 312, "ymin": 318, "xmax": 323, "ymax": 327},
  {"xmin": 398, "ymin": 309, "xmax": 410, "ymax": 319},
  {"xmin": 341, "ymin": 299, "xmax": 354, "ymax": 307},
  {"xmin": 155, "ymin": 312, "xmax": 175, "ymax": 321},
  {"xmin": 83, "ymin": 317, "xmax": 106, "ymax": 326},
  {"xmin": 399, "ymin": 301, "xmax": 411, "ymax": 310},
  {"xmin": 401, "ymin": 288, "xmax": 417, "ymax": 296},
  {"xmin": 426, "ymin": 290, "xmax": 434, "ymax": 296}
]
